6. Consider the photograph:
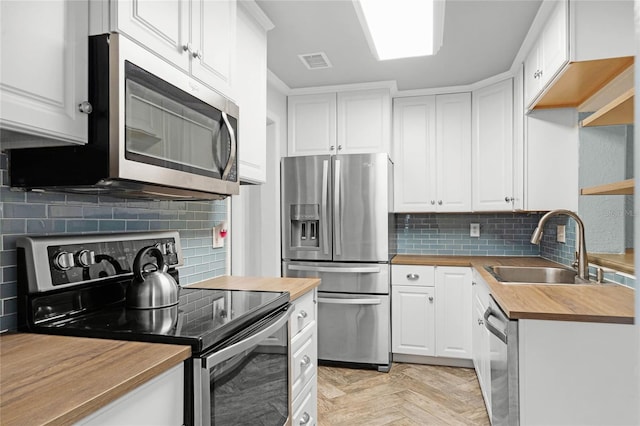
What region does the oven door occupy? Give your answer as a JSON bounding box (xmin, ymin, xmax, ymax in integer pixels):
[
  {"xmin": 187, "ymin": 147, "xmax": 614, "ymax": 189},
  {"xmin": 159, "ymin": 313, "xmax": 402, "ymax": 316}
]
[{"xmin": 194, "ymin": 306, "xmax": 291, "ymax": 426}]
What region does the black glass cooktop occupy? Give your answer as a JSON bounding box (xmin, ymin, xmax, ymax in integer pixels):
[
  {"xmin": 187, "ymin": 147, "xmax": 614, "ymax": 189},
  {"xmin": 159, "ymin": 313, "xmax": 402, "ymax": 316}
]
[{"xmin": 36, "ymin": 287, "xmax": 289, "ymax": 354}]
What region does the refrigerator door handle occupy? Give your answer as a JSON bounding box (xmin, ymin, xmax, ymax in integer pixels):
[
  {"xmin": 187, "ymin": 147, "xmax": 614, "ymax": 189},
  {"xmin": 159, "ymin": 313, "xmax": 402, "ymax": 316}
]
[
  {"xmin": 287, "ymin": 264, "xmax": 381, "ymax": 274},
  {"xmin": 321, "ymin": 160, "xmax": 330, "ymax": 255},
  {"xmin": 334, "ymin": 159, "xmax": 342, "ymax": 256},
  {"xmin": 317, "ymin": 297, "xmax": 382, "ymax": 305}
]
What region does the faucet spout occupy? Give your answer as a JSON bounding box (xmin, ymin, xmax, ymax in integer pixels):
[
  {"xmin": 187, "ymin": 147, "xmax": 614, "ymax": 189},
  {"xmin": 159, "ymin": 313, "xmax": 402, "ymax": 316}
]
[{"xmin": 530, "ymin": 209, "xmax": 589, "ymax": 281}]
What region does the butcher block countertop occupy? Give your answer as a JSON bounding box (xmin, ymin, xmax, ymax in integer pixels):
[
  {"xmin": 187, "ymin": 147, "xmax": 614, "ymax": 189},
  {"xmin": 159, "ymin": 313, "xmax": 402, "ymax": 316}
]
[
  {"xmin": 0, "ymin": 333, "xmax": 190, "ymax": 426},
  {"xmin": 393, "ymin": 255, "xmax": 635, "ymax": 324},
  {"xmin": 187, "ymin": 275, "xmax": 321, "ymax": 300}
]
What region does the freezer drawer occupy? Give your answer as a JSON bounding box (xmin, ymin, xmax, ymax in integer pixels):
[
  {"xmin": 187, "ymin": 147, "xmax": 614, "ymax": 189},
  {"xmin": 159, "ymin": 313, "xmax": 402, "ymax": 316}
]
[
  {"xmin": 317, "ymin": 292, "xmax": 390, "ymax": 369},
  {"xmin": 282, "ymin": 261, "xmax": 389, "ymax": 294}
]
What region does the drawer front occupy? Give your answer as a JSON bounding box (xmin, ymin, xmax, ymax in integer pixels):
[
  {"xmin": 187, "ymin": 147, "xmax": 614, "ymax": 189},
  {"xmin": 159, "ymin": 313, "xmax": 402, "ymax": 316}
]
[
  {"xmin": 291, "ymin": 290, "xmax": 316, "ymax": 338},
  {"xmin": 291, "ymin": 320, "xmax": 317, "ymax": 399},
  {"xmin": 392, "ymin": 265, "xmax": 435, "ymax": 286},
  {"xmin": 293, "ymin": 373, "xmax": 318, "ymax": 426}
]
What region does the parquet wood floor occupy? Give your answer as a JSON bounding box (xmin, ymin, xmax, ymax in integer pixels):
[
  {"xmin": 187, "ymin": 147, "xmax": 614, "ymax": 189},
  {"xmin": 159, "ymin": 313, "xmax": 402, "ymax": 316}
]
[{"xmin": 317, "ymin": 363, "xmax": 490, "ymax": 426}]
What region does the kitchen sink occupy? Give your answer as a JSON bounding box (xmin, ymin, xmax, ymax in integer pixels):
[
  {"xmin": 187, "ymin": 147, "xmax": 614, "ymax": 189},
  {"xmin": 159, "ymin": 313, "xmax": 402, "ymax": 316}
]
[{"xmin": 485, "ymin": 265, "xmax": 592, "ymax": 284}]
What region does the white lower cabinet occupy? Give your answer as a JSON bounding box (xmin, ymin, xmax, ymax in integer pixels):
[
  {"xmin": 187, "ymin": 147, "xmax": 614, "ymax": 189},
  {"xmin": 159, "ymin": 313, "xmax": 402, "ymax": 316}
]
[
  {"xmin": 290, "ymin": 289, "xmax": 317, "ymax": 426},
  {"xmin": 391, "ymin": 265, "xmax": 472, "ymax": 362},
  {"xmin": 76, "ymin": 363, "xmax": 184, "ymax": 426}
]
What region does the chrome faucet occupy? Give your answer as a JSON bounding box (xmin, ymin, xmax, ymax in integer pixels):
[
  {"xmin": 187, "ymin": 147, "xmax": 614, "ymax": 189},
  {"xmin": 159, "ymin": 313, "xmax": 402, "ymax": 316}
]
[{"xmin": 530, "ymin": 209, "xmax": 589, "ymax": 280}]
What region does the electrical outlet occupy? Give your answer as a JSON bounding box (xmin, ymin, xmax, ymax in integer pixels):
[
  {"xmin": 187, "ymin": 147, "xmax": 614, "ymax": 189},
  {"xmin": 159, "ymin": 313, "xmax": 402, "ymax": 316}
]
[
  {"xmin": 470, "ymin": 223, "xmax": 480, "ymax": 237},
  {"xmin": 557, "ymin": 225, "xmax": 566, "ymax": 243},
  {"xmin": 212, "ymin": 222, "xmax": 227, "ymax": 248}
]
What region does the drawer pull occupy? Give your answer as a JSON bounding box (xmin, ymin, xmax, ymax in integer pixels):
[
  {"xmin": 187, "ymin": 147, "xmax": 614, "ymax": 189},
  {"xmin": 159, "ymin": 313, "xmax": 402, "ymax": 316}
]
[
  {"xmin": 300, "ymin": 355, "xmax": 311, "ymax": 368},
  {"xmin": 298, "ymin": 310, "xmax": 308, "ymax": 320},
  {"xmin": 428, "ymin": 296, "xmax": 434, "ymax": 302},
  {"xmin": 406, "ymin": 273, "xmax": 419, "ymax": 280},
  {"xmin": 300, "ymin": 412, "xmax": 311, "ymax": 425}
]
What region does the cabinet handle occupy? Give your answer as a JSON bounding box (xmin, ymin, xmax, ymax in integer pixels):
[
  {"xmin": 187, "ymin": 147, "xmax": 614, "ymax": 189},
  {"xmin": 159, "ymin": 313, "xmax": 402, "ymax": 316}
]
[
  {"xmin": 338, "ymin": 145, "xmax": 343, "ymax": 150},
  {"xmin": 478, "ymin": 318, "xmax": 484, "ymax": 325},
  {"xmin": 430, "ymin": 200, "xmax": 435, "ymax": 205},
  {"xmin": 298, "ymin": 310, "xmax": 308, "ymax": 319},
  {"xmin": 192, "ymin": 50, "xmax": 203, "ymax": 60},
  {"xmin": 330, "ymin": 145, "xmax": 335, "ymax": 151},
  {"xmin": 505, "ymin": 196, "xmax": 514, "ymax": 203},
  {"xmin": 300, "ymin": 355, "xmax": 311, "ymax": 368},
  {"xmin": 437, "ymin": 200, "xmax": 443, "ymax": 205},
  {"xmin": 78, "ymin": 101, "xmax": 93, "ymax": 114},
  {"xmin": 471, "ymin": 281, "xmax": 476, "ymax": 286},
  {"xmin": 406, "ymin": 273, "xmax": 419, "ymax": 280},
  {"xmin": 428, "ymin": 296, "xmax": 434, "ymax": 302},
  {"xmin": 183, "ymin": 43, "xmax": 193, "ymax": 54},
  {"xmin": 300, "ymin": 412, "xmax": 311, "ymax": 425}
]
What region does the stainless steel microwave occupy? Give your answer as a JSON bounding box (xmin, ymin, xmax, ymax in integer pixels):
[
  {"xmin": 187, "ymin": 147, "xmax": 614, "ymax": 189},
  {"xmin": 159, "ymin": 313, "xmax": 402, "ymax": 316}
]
[{"xmin": 9, "ymin": 33, "xmax": 239, "ymax": 200}]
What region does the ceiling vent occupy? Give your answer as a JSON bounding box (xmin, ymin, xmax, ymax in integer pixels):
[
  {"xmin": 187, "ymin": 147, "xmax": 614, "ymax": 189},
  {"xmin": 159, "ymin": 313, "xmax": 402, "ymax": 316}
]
[{"xmin": 298, "ymin": 52, "xmax": 332, "ymax": 70}]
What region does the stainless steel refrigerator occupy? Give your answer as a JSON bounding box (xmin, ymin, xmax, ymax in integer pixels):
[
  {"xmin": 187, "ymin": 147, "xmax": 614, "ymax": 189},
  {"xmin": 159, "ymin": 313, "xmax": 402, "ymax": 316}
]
[{"xmin": 281, "ymin": 153, "xmax": 395, "ymax": 372}]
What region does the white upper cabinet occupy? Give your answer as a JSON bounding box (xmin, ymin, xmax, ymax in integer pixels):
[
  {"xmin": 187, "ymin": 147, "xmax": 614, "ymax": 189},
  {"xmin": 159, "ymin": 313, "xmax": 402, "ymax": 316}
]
[
  {"xmin": 337, "ymin": 89, "xmax": 391, "ymax": 155},
  {"xmin": 114, "ymin": 0, "xmax": 190, "ymax": 72},
  {"xmin": 436, "ymin": 93, "xmax": 472, "ymax": 212},
  {"xmin": 394, "ymin": 93, "xmax": 471, "ymax": 213},
  {"xmin": 287, "ymin": 88, "xmax": 391, "ymax": 157},
  {"xmin": 524, "ymin": 0, "xmax": 634, "ymax": 111},
  {"xmin": 287, "ymin": 93, "xmax": 337, "ymax": 156},
  {"xmin": 0, "ymin": 0, "xmax": 89, "ymax": 147},
  {"xmin": 472, "ymin": 79, "xmax": 514, "ymax": 211},
  {"xmin": 524, "ymin": 0, "xmax": 568, "ymax": 108},
  {"xmin": 235, "ymin": 2, "xmax": 270, "ymax": 183},
  {"xmin": 97, "ymin": 0, "xmax": 237, "ymax": 100},
  {"xmin": 393, "ymin": 96, "xmax": 437, "ymax": 212}
]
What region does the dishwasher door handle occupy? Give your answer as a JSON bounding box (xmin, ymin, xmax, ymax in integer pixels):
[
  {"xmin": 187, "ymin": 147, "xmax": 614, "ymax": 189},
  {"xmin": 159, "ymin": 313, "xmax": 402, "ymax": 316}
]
[{"xmin": 484, "ymin": 306, "xmax": 508, "ymax": 344}]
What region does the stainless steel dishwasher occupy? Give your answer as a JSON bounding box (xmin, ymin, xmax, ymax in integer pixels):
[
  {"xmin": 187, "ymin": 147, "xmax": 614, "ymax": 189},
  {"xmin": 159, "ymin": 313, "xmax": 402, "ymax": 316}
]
[{"xmin": 484, "ymin": 296, "xmax": 520, "ymax": 425}]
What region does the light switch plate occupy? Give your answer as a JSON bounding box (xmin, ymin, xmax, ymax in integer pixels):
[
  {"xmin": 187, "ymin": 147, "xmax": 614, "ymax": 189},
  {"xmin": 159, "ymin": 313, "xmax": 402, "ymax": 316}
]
[
  {"xmin": 557, "ymin": 225, "xmax": 566, "ymax": 243},
  {"xmin": 470, "ymin": 223, "xmax": 480, "ymax": 237}
]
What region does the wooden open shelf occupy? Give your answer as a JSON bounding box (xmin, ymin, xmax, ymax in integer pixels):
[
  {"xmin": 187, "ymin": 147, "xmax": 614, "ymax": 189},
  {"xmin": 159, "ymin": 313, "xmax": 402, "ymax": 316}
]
[
  {"xmin": 580, "ymin": 88, "xmax": 634, "ymax": 127},
  {"xmin": 580, "ymin": 179, "xmax": 634, "ymax": 195},
  {"xmin": 533, "ymin": 56, "xmax": 634, "ymax": 110}
]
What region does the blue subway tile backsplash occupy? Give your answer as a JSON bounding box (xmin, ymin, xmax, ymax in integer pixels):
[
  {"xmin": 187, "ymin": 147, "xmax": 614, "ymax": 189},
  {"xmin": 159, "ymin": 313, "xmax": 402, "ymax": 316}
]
[{"xmin": 0, "ymin": 152, "xmax": 227, "ymax": 333}]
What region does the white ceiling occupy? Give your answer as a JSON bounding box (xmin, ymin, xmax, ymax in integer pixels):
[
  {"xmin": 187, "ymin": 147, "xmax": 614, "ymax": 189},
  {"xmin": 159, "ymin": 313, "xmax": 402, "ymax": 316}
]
[{"xmin": 256, "ymin": 0, "xmax": 543, "ymax": 91}]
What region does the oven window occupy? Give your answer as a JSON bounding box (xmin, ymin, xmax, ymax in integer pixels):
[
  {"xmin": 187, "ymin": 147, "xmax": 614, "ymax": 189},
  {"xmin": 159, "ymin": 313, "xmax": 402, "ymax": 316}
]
[
  {"xmin": 210, "ymin": 328, "xmax": 289, "ymax": 426},
  {"xmin": 123, "ymin": 61, "xmax": 233, "ymax": 179}
]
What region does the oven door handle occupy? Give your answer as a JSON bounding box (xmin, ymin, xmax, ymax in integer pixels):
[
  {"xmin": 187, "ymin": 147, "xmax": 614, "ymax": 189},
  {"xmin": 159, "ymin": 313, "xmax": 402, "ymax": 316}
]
[{"xmin": 202, "ymin": 306, "xmax": 292, "ymax": 368}]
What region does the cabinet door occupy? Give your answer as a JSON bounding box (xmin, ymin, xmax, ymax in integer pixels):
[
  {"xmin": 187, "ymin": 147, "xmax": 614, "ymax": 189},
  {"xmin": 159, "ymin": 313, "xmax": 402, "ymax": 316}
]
[
  {"xmin": 0, "ymin": 0, "xmax": 88, "ymax": 146},
  {"xmin": 235, "ymin": 4, "xmax": 266, "ymax": 183},
  {"xmin": 393, "ymin": 96, "xmax": 437, "ymax": 212},
  {"xmin": 191, "ymin": 0, "xmax": 236, "ymax": 98},
  {"xmin": 392, "ymin": 286, "xmax": 436, "ymax": 356},
  {"xmin": 287, "ymin": 93, "xmax": 337, "ymax": 156},
  {"xmin": 472, "ymin": 79, "xmax": 514, "ymax": 211},
  {"xmin": 523, "ymin": 40, "xmax": 541, "ymax": 108},
  {"xmin": 435, "ymin": 267, "xmax": 472, "ymax": 359},
  {"xmin": 435, "ymin": 93, "xmax": 471, "ymax": 212},
  {"xmin": 473, "ymin": 299, "xmax": 492, "ymax": 418},
  {"xmin": 539, "ymin": 0, "xmax": 568, "ymax": 90},
  {"xmin": 116, "ymin": 0, "xmax": 190, "ymax": 72},
  {"xmin": 337, "ymin": 89, "xmax": 391, "ymax": 155}
]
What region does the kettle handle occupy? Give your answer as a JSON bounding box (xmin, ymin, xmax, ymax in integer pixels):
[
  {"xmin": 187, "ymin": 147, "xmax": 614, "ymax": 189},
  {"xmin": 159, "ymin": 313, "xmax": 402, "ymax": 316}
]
[{"xmin": 133, "ymin": 246, "xmax": 166, "ymax": 282}]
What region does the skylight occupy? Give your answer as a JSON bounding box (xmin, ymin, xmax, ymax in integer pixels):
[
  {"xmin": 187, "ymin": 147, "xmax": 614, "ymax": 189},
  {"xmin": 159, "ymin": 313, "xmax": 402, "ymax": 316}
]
[{"xmin": 353, "ymin": 0, "xmax": 445, "ymax": 61}]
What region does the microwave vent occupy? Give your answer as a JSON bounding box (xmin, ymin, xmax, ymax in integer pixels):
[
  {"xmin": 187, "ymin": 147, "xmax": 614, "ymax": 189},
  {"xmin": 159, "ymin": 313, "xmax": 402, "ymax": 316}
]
[{"xmin": 298, "ymin": 52, "xmax": 332, "ymax": 70}]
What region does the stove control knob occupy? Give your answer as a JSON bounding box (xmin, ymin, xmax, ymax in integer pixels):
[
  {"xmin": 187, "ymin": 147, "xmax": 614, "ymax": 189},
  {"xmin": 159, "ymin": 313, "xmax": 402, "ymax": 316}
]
[
  {"xmin": 165, "ymin": 242, "xmax": 176, "ymax": 255},
  {"xmin": 154, "ymin": 242, "xmax": 167, "ymax": 254},
  {"xmin": 54, "ymin": 251, "xmax": 75, "ymax": 271},
  {"xmin": 76, "ymin": 250, "xmax": 96, "ymax": 267}
]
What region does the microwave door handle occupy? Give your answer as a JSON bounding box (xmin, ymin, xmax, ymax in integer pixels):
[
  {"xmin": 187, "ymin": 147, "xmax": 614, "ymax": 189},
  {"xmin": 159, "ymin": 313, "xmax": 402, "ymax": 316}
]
[
  {"xmin": 203, "ymin": 306, "xmax": 292, "ymax": 368},
  {"xmin": 221, "ymin": 111, "xmax": 236, "ymax": 180}
]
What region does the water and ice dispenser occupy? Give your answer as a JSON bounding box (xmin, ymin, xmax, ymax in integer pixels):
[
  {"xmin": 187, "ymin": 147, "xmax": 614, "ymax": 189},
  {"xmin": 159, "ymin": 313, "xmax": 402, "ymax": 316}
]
[{"xmin": 290, "ymin": 204, "xmax": 320, "ymax": 249}]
